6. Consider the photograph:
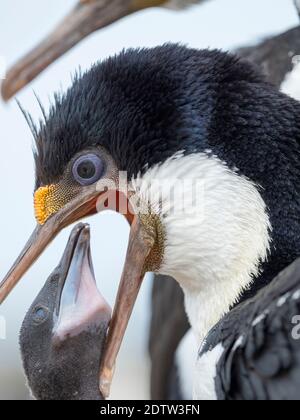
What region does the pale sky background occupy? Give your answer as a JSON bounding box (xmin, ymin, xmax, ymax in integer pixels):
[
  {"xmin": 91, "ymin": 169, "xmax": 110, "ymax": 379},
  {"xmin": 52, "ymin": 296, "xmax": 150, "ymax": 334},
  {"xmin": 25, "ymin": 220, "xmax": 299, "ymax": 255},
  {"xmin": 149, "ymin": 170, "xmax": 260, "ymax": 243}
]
[{"xmin": 0, "ymin": 0, "xmax": 298, "ymax": 400}]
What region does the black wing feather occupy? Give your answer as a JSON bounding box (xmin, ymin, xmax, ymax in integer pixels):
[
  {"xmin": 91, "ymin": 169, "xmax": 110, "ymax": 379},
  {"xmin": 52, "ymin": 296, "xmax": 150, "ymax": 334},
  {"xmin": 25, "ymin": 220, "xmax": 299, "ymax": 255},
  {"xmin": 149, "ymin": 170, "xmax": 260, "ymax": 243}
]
[{"xmin": 203, "ymin": 259, "xmax": 300, "ymax": 400}]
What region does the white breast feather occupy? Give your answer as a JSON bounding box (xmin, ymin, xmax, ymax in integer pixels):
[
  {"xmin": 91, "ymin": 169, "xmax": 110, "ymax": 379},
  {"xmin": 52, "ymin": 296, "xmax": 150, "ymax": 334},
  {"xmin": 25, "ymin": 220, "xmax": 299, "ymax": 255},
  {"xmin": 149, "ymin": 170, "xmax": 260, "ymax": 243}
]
[
  {"xmin": 281, "ymin": 61, "xmax": 300, "ymax": 101},
  {"xmin": 193, "ymin": 343, "xmax": 224, "ymax": 400},
  {"xmin": 132, "ymin": 153, "xmax": 271, "ymax": 342}
]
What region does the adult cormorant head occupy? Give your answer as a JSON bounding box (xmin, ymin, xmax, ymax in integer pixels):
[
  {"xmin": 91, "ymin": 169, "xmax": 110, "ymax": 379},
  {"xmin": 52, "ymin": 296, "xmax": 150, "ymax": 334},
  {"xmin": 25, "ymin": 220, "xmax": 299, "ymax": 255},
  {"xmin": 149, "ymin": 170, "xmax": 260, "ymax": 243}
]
[{"xmin": 1, "ymin": 45, "xmax": 300, "ymax": 395}]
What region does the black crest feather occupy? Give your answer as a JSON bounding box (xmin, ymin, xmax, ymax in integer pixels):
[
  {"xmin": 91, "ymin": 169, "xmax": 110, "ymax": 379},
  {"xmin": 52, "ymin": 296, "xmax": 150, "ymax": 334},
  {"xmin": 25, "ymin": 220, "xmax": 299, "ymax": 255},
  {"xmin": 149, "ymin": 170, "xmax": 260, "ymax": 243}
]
[{"xmin": 31, "ymin": 45, "xmax": 269, "ymax": 189}]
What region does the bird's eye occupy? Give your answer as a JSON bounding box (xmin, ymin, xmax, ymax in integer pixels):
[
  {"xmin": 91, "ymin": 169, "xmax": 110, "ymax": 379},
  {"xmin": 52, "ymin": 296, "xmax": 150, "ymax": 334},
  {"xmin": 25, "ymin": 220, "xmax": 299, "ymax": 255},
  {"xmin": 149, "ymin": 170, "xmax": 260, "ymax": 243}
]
[
  {"xmin": 72, "ymin": 154, "xmax": 105, "ymax": 186},
  {"xmin": 32, "ymin": 306, "xmax": 49, "ymax": 324}
]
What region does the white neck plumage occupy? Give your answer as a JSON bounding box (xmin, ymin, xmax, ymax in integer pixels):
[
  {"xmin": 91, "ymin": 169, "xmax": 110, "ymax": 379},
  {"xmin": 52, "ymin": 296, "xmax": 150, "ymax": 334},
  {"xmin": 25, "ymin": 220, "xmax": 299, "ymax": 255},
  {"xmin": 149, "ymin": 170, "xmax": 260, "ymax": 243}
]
[{"xmin": 133, "ymin": 152, "xmax": 271, "ymax": 345}]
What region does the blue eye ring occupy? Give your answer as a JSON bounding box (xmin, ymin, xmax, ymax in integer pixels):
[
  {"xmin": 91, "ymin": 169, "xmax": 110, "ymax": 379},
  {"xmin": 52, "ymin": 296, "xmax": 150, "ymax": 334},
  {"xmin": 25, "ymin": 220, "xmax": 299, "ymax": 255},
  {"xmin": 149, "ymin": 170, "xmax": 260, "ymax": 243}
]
[
  {"xmin": 32, "ymin": 306, "xmax": 49, "ymax": 325},
  {"xmin": 72, "ymin": 154, "xmax": 105, "ymax": 186}
]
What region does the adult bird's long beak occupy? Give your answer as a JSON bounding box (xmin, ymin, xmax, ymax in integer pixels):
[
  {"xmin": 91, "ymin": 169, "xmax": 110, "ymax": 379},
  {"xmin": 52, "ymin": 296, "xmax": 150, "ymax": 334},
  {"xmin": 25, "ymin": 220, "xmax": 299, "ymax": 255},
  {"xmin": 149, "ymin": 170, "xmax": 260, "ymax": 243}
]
[
  {"xmin": 0, "ymin": 186, "xmax": 100, "ymax": 303},
  {"xmin": 1, "ymin": 0, "xmax": 166, "ymax": 101},
  {"xmin": 0, "ymin": 184, "xmax": 157, "ymax": 397},
  {"xmin": 99, "ymin": 215, "xmax": 155, "ymax": 397}
]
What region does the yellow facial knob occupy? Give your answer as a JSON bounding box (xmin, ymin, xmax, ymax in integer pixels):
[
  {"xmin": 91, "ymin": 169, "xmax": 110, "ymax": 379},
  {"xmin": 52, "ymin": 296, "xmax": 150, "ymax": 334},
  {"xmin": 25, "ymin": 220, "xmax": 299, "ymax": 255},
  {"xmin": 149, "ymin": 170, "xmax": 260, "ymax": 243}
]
[{"xmin": 34, "ymin": 185, "xmax": 61, "ymax": 225}]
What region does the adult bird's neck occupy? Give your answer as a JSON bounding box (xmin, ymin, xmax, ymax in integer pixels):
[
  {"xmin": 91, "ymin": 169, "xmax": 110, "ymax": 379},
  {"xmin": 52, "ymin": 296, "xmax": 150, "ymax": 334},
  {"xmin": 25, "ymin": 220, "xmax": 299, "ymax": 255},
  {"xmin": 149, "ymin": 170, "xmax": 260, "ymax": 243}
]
[
  {"xmin": 210, "ymin": 87, "xmax": 300, "ymax": 305},
  {"xmin": 179, "ymin": 253, "xmax": 285, "ymax": 345},
  {"xmin": 179, "ymin": 269, "xmax": 254, "ymax": 345},
  {"xmin": 137, "ymin": 154, "xmax": 272, "ymax": 346},
  {"xmin": 179, "ymin": 74, "xmax": 300, "ymax": 343}
]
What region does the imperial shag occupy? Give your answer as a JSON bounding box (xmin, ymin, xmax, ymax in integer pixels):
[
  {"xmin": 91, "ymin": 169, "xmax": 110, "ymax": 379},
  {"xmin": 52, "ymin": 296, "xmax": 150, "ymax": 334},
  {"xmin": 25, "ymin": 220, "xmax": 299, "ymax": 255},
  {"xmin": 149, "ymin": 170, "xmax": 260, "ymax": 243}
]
[
  {"xmin": 20, "ymin": 223, "xmax": 111, "ymax": 400},
  {"xmin": 1, "ymin": 45, "xmax": 300, "ymax": 397}
]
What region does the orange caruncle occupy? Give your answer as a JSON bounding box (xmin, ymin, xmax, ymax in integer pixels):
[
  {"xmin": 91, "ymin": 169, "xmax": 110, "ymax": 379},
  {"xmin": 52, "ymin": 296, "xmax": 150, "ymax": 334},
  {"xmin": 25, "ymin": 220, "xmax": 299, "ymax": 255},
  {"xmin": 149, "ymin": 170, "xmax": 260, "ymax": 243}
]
[{"xmin": 34, "ymin": 185, "xmax": 62, "ymax": 225}]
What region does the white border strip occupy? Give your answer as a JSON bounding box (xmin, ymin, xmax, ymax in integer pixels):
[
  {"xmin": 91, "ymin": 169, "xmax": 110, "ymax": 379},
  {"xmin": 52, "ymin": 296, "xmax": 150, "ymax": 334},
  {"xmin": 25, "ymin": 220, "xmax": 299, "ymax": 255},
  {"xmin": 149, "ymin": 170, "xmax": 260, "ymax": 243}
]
[
  {"xmin": 0, "ymin": 315, "xmax": 6, "ymax": 340},
  {"xmin": 0, "ymin": 56, "xmax": 7, "ymax": 80}
]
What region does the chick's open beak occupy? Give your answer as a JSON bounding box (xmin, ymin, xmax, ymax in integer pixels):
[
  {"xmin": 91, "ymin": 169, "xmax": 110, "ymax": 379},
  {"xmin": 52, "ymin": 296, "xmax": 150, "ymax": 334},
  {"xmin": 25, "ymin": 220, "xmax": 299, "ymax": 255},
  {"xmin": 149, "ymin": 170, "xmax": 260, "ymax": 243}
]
[
  {"xmin": 1, "ymin": 0, "xmax": 166, "ymax": 101},
  {"xmin": 53, "ymin": 223, "xmax": 111, "ymax": 343}
]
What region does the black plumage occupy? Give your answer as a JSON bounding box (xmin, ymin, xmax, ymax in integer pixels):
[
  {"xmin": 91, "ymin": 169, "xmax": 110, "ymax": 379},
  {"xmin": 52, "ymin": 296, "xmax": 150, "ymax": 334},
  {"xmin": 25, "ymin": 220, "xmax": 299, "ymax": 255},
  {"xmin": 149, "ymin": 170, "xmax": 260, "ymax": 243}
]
[
  {"xmin": 149, "ymin": 39, "xmax": 300, "ymax": 399},
  {"xmin": 5, "ymin": 45, "xmax": 300, "ymax": 400},
  {"xmin": 32, "ymin": 45, "xmax": 273, "ymax": 185},
  {"xmin": 34, "ymin": 44, "xmax": 300, "ymax": 295},
  {"xmin": 202, "ymin": 258, "xmax": 300, "ymax": 400}
]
